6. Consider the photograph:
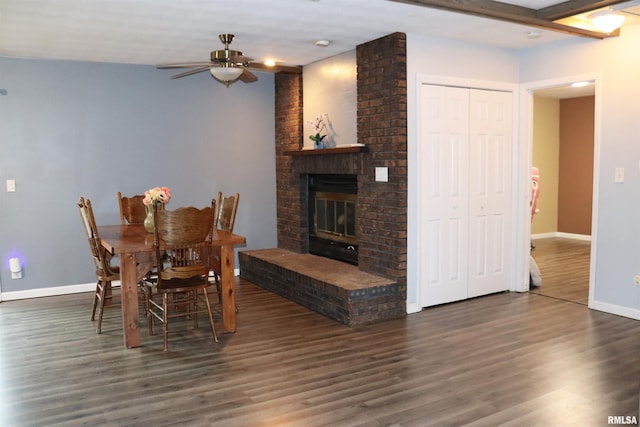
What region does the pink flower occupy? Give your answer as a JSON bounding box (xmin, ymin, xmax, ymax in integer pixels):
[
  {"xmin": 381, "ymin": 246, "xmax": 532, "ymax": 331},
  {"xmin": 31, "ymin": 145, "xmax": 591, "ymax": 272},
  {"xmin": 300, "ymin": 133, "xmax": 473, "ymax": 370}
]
[
  {"xmin": 306, "ymin": 113, "xmax": 329, "ymax": 143},
  {"xmin": 143, "ymin": 186, "xmax": 171, "ymax": 205}
]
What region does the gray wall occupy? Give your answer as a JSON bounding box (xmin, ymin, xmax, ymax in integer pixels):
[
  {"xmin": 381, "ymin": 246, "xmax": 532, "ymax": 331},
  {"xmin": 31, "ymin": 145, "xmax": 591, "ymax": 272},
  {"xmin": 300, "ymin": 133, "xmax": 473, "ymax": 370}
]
[
  {"xmin": 405, "ymin": 34, "xmax": 520, "ymax": 312},
  {"xmin": 0, "ymin": 57, "xmax": 277, "ymax": 294},
  {"xmin": 519, "ymin": 24, "xmax": 640, "ymax": 316}
]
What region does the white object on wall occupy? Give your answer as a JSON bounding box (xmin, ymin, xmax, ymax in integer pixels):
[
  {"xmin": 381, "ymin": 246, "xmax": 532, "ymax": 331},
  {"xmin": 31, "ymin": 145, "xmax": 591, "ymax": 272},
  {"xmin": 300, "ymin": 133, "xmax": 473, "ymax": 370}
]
[
  {"xmin": 375, "ymin": 167, "xmax": 389, "ymax": 182},
  {"xmin": 10, "ymin": 257, "xmax": 22, "ymax": 279}
]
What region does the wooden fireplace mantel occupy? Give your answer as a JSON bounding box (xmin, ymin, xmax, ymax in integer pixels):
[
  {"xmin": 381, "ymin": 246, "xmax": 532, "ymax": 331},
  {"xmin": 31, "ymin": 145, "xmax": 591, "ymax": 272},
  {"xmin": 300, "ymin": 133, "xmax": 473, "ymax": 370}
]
[
  {"xmin": 286, "ymin": 145, "xmax": 367, "ymax": 174},
  {"xmin": 285, "ymin": 146, "xmax": 368, "ymax": 156}
]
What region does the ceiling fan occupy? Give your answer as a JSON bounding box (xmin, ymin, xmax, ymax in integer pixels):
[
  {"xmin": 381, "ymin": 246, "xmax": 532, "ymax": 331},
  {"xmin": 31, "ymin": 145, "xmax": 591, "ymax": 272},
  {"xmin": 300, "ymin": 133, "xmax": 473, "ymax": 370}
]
[{"xmin": 156, "ymin": 34, "xmax": 301, "ymax": 87}]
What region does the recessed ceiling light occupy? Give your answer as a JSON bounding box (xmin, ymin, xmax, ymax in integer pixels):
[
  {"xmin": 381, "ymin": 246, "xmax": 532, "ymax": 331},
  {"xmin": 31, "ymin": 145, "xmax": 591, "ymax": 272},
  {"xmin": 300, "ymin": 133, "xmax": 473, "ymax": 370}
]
[
  {"xmin": 315, "ymin": 40, "xmax": 331, "ymax": 47},
  {"xmin": 264, "ymin": 59, "xmax": 276, "ymax": 67},
  {"xmin": 526, "ymin": 30, "xmax": 542, "ymax": 39}
]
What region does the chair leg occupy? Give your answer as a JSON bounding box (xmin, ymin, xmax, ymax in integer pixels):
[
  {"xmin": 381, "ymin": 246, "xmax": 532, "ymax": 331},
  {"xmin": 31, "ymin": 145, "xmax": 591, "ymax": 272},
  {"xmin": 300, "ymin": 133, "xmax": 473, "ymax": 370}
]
[
  {"xmin": 214, "ymin": 272, "xmax": 222, "ymax": 303},
  {"xmin": 192, "ymin": 290, "xmax": 199, "ymax": 329},
  {"xmin": 147, "ymin": 288, "xmax": 154, "ymax": 336},
  {"xmin": 90, "ymin": 280, "xmax": 100, "ymax": 321},
  {"xmin": 162, "ymin": 293, "xmax": 169, "ymax": 352},
  {"xmin": 138, "ymin": 284, "xmax": 148, "ymax": 316},
  {"xmin": 202, "ymin": 288, "xmax": 218, "ymax": 343},
  {"xmin": 104, "ymin": 282, "xmax": 113, "ymax": 306},
  {"xmin": 96, "ymin": 280, "xmax": 108, "ymax": 334}
]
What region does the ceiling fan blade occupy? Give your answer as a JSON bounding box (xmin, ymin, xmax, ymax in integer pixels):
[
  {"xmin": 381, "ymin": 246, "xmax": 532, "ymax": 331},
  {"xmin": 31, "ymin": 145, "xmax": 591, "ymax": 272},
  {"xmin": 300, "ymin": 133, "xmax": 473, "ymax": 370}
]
[
  {"xmin": 231, "ymin": 54, "xmax": 253, "ymax": 65},
  {"xmin": 247, "ymin": 62, "xmax": 302, "ymax": 74},
  {"xmin": 170, "ymin": 66, "xmax": 211, "ymax": 79},
  {"xmin": 239, "ymin": 69, "xmax": 258, "ymax": 83},
  {"xmin": 156, "ymin": 62, "xmax": 211, "ymax": 69}
]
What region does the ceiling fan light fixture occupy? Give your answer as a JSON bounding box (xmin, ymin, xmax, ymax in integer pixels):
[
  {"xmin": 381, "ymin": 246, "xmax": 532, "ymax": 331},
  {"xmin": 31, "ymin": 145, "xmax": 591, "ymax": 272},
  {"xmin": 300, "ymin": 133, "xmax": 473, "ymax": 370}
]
[
  {"xmin": 210, "ymin": 66, "xmax": 244, "ymax": 86},
  {"xmin": 589, "ymin": 9, "xmax": 625, "ymax": 34}
]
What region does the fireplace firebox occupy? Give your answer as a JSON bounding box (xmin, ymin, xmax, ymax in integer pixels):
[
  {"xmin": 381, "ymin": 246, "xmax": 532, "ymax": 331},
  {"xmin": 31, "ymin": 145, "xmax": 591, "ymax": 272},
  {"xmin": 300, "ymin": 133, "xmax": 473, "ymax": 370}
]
[{"xmin": 308, "ymin": 174, "xmax": 358, "ymax": 265}]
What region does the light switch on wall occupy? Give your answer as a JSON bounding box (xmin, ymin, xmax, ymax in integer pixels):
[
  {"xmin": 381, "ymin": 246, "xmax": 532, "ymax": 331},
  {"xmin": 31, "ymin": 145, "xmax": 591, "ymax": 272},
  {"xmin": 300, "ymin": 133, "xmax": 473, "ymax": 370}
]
[
  {"xmin": 615, "ymin": 167, "xmax": 624, "ymax": 183},
  {"xmin": 375, "ymin": 167, "xmax": 389, "ymax": 182},
  {"xmin": 6, "ymin": 179, "xmax": 16, "ymax": 192}
]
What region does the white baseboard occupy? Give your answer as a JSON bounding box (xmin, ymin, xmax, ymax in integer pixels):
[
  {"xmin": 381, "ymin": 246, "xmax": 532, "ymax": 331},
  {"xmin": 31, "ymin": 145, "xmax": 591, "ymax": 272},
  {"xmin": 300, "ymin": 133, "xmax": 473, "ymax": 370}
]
[
  {"xmin": 531, "ymin": 232, "xmax": 591, "ymax": 241},
  {"xmin": 406, "ymin": 302, "xmax": 422, "ymax": 314},
  {"xmin": 531, "ymin": 232, "xmax": 556, "ymax": 239},
  {"xmin": 590, "ymin": 299, "xmax": 640, "ymax": 321},
  {"xmin": 1, "ymin": 282, "xmax": 97, "ymax": 301},
  {"xmin": 1, "ymin": 268, "xmax": 241, "ymax": 302},
  {"xmin": 556, "ymin": 232, "xmax": 591, "ymax": 241}
]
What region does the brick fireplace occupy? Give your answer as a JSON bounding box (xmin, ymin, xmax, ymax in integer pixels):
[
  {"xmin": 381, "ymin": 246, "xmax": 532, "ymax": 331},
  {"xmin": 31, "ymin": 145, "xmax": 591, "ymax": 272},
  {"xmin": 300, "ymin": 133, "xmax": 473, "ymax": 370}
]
[{"xmin": 240, "ymin": 32, "xmax": 408, "ymax": 324}]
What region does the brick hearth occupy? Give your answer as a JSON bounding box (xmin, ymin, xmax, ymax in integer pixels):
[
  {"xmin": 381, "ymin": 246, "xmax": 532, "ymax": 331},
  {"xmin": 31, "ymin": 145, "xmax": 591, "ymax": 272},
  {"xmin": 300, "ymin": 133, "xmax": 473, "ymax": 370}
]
[{"xmin": 239, "ymin": 249, "xmax": 402, "ymax": 326}]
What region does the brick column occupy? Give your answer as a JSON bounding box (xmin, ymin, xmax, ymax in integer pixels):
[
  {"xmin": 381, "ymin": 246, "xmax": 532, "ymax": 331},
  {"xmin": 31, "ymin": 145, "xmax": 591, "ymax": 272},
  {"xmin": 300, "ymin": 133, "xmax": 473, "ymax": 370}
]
[
  {"xmin": 356, "ymin": 32, "xmax": 408, "ymax": 292},
  {"xmin": 275, "ymin": 72, "xmax": 307, "ymax": 253}
]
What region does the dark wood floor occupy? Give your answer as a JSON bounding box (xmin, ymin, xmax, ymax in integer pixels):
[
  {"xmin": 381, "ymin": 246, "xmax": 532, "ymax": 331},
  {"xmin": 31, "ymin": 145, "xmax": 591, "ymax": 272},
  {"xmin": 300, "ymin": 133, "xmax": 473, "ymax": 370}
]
[
  {"xmin": 1, "ymin": 274, "xmax": 639, "ymax": 426},
  {"xmin": 530, "ymin": 237, "xmax": 591, "ymax": 305}
]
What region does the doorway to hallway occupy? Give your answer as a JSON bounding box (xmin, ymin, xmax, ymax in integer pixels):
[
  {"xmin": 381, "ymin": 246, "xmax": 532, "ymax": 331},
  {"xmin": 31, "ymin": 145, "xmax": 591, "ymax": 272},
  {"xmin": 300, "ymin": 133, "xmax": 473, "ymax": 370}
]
[
  {"xmin": 525, "ymin": 76, "xmax": 598, "ymax": 307},
  {"xmin": 530, "ymin": 237, "xmax": 590, "ymax": 305}
]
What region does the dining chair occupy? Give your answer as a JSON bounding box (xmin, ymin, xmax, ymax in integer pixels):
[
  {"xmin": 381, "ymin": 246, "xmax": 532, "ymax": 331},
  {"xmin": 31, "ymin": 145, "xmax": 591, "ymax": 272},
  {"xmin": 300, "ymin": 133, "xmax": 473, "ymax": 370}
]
[
  {"xmin": 144, "ymin": 202, "xmax": 218, "ymax": 351},
  {"xmin": 214, "ymin": 192, "xmax": 240, "ymax": 232},
  {"xmin": 118, "ymin": 191, "xmax": 160, "ymax": 288},
  {"xmin": 117, "ymin": 192, "xmax": 147, "ymax": 224},
  {"xmin": 211, "ymin": 192, "xmax": 240, "ymax": 304},
  {"xmin": 78, "ymin": 197, "xmax": 121, "ymax": 334}
]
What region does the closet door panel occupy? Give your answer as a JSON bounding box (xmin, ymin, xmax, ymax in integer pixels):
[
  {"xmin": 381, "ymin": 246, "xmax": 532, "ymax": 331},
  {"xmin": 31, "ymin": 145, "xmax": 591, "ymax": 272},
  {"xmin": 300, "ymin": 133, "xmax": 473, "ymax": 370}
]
[
  {"xmin": 419, "ymin": 85, "xmax": 513, "ymax": 307},
  {"xmin": 419, "ymin": 84, "xmax": 469, "ymax": 306},
  {"xmin": 468, "ymin": 89, "xmax": 512, "ymax": 298}
]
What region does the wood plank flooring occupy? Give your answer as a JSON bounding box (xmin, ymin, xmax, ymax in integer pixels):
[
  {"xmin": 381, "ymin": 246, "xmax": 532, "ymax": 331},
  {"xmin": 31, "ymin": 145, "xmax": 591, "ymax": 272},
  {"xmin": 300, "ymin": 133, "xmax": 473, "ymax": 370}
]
[
  {"xmin": 1, "ymin": 275, "xmax": 639, "ymax": 427},
  {"xmin": 529, "ymin": 237, "xmax": 591, "ymax": 305}
]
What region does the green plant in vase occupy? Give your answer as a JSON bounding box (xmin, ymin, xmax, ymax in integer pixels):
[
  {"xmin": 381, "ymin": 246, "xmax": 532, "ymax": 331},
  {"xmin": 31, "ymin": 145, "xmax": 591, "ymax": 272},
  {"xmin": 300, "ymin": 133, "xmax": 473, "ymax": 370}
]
[{"xmin": 307, "ymin": 113, "xmax": 329, "ymax": 149}]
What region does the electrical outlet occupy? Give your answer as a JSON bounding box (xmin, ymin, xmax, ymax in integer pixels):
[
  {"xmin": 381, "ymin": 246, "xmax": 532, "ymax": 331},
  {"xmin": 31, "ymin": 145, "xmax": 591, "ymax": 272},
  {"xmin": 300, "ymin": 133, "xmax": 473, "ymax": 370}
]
[{"xmin": 634, "ymin": 275, "xmax": 640, "ymax": 286}]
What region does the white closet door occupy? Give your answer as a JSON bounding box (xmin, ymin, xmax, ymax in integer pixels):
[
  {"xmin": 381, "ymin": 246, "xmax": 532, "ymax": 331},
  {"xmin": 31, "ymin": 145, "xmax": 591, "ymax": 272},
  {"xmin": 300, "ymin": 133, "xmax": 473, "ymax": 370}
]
[
  {"xmin": 419, "ymin": 84, "xmax": 470, "ymax": 306},
  {"xmin": 467, "ymin": 89, "xmax": 512, "ymax": 298},
  {"xmin": 419, "ymin": 84, "xmax": 512, "ymax": 307}
]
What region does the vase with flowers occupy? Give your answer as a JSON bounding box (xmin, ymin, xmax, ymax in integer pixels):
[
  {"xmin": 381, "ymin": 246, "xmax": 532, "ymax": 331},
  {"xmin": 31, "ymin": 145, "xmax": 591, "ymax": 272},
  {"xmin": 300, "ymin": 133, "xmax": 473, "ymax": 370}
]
[
  {"xmin": 307, "ymin": 113, "xmax": 329, "ymax": 149},
  {"xmin": 142, "ymin": 186, "xmax": 171, "ymax": 233}
]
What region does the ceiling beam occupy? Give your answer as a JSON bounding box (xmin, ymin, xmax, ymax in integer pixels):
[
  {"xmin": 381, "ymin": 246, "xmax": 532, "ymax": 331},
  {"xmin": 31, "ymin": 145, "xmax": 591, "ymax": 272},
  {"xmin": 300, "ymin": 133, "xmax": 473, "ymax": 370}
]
[
  {"xmin": 386, "ymin": 0, "xmax": 618, "ymax": 39},
  {"xmin": 537, "ymin": 0, "xmax": 630, "ymax": 20}
]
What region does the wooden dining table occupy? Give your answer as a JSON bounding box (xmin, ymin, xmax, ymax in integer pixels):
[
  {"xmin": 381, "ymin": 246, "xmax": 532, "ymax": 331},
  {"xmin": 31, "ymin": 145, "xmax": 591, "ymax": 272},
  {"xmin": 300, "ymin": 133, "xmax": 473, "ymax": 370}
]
[{"xmin": 98, "ymin": 223, "xmax": 246, "ymax": 348}]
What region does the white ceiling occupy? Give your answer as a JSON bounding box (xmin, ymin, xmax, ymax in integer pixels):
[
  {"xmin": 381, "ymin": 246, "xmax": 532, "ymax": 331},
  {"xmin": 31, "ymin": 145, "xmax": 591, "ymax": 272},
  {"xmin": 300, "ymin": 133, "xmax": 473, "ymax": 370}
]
[
  {"xmin": 535, "ymin": 82, "xmax": 596, "ymax": 98},
  {"xmin": 2, "ymin": 0, "xmax": 639, "ymax": 72}
]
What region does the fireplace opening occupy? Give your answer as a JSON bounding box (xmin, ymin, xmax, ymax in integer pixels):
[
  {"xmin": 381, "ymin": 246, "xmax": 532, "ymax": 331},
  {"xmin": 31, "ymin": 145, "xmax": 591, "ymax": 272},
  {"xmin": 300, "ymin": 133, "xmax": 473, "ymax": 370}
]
[{"xmin": 308, "ymin": 174, "xmax": 358, "ymax": 265}]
